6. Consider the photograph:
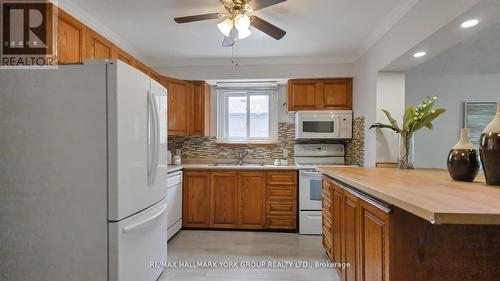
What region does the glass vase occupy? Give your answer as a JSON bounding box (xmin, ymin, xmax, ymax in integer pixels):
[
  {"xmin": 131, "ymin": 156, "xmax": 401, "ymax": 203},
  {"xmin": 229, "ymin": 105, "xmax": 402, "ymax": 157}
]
[{"xmin": 398, "ymin": 133, "xmax": 415, "ymax": 169}]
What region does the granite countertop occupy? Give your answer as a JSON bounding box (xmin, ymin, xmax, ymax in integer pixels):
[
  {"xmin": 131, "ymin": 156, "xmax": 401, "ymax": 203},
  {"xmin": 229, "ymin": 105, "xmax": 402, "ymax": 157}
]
[
  {"xmin": 181, "ymin": 163, "xmax": 301, "ymax": 170},
  {"xmin": 317, "ymin": 167, "xmax": 500, "ymax": 225},
  {"xmin": 166, "ymin": 162, "xmax": 331, "ymax": 171}
]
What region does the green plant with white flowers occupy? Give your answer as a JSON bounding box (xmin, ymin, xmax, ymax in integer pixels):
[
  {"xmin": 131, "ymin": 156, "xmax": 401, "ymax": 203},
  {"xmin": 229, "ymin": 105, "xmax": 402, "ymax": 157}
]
[{"xmin": 370, "ymin": 96, "xmax": 446, "ymax": 168}]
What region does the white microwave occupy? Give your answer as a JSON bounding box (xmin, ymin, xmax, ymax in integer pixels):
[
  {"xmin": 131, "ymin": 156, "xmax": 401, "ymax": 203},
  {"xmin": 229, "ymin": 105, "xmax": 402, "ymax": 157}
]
[{"xmin": 295, "ymin": 111, "xmax": 353, "ymax": 140}]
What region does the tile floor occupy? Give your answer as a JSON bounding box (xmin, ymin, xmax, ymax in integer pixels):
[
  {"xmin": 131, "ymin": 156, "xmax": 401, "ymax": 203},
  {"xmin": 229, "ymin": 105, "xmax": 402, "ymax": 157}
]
[{"xmin": 159, "ymin": 230, "xmax": 341, "ymax": 281}]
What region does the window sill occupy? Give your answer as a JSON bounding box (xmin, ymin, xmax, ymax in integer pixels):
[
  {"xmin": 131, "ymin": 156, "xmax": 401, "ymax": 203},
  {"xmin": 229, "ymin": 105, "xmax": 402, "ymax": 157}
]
[{"xmin": 216, "ymin": 143, "xmax": 278, "ymax": 148}]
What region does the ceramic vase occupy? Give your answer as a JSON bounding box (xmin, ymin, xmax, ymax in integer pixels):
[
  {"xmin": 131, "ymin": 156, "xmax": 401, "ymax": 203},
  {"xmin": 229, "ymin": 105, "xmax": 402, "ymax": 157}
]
[
  {"xmin": 480, "ymin": 99, "xmax": 500, "ymax": 186},
  {"xmin": 447, "ymin": 128, "xmax": 479, "ymax": 182}
]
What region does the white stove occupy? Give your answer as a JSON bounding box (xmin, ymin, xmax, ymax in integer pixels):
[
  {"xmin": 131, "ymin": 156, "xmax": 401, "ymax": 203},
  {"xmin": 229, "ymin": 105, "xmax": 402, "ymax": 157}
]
[{"xmin": 294, "ymin": 144, "xmax": 346, "ymax": 235}]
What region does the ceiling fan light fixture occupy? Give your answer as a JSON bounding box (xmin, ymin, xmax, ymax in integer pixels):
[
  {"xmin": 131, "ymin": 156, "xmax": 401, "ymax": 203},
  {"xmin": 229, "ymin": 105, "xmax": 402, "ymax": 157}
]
[
  {"xmin": 217, "ymin": 18, "xmax": 234, "ymax": 37},
  {"xmin": 238, "ymin": 27, "xmax": 252, "ymax": 39},
  {"xmin": 234, "ymin": 14, "xmax": 251, "ymax": 31}
]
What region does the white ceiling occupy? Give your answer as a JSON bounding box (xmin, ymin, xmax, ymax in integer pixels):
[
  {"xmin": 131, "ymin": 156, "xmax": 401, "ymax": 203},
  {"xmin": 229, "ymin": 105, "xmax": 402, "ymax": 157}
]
[{"xmin": 63, "ymin": 0, "xmax": 416, "ymax": 66}]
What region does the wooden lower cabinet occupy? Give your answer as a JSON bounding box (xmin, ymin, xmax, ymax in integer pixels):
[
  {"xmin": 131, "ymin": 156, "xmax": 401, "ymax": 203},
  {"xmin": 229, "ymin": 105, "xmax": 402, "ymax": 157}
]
[
  {"xmin": 359, "ymin": 201, "xmax": 389, "ymax": 281},
  {"xmin": 323, "ymin": 176, "xmax": 389, "ymax": 281},
  {"xmin": 238, "ymin": 172, "xmax": 266, "ymax": 229},
  {"xmin": 183, "ymin": 171, "xmax": 211, "ymax": 228},
  {"xmin": 210, "ymin": 171, "xmax": 239, "ymax": 228},
  {"xmin": 183, "ymin": 170, "xmax": 297, "ymax": 231},
  {"xmin": 343, "ymin": 192, "xmax": 360, "ymax": 281}
]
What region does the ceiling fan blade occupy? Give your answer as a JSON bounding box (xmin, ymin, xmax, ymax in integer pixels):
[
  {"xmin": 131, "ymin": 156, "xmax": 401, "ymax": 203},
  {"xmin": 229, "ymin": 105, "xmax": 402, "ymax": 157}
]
[
  {"xmin": 222, "ymin": 27, "xmax": 238, "ymax": 47},
  {"xmin": 250, "ymin": 16, "xmax": 286, "ymax": 40},
  {"xmin": 249, "ymin": 0, "xmax": 287, "ymax": 11},
  {"xmin": 174, "ymin": 13, "xmax": 222, "ymax": 24}
]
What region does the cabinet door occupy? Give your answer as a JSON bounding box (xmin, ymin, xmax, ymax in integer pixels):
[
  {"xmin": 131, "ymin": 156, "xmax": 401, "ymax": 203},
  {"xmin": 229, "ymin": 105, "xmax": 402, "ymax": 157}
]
[
  {"xmin": 320, "ymin": 79, "xmax": 352, "ymax": 110},
  {"xmin": 57, "ymin": 9, "xmax": 85, "ymax": 64},
  {"xmin": 188, "ymin": 81, "xmax": 211, "ymax": 136},
  {"xmin": 183, "ymin": 171, "xmax": 210, "ymax": 228},
  {"xmin": 85, "ymin": 29, "xmax": 114, "ymax": 60},
  {"xmin": 332, "ymin": 185, "xmax": 343, "ymax": 265},
  {"xmin": 238, "ymin": 171, "xmax": 266, "ymax": 229},
  {"xmin": 287, "ymin": 80, "xmax": 320, "ymax": 111},
  {"xmin": 343, "ymin": 192, "xmax": 360, "ymax": 281},
  {"xmin": 167, "ymin": 80, "xmax": 188, "ymax": 136},
  {"xmin": 359, "ymin": 202, "xmax": 389, "ymax": 281},
  {"xmin": 210, "ymin": 171, "xmax": 239, "ymax": 228}
]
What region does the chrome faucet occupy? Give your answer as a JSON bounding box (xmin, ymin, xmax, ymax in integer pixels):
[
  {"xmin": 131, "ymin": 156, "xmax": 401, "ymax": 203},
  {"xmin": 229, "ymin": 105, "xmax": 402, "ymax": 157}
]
[{"xmin": 236, "ymin": 150, "xmax": 249, "ymax": 165}]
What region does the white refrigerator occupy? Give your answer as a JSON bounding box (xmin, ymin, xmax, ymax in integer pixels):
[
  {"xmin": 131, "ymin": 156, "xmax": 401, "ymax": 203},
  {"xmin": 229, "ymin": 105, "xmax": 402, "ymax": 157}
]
[{"xmin": 0, "ymin": 60, "xmax": 168, "ymax": 281}]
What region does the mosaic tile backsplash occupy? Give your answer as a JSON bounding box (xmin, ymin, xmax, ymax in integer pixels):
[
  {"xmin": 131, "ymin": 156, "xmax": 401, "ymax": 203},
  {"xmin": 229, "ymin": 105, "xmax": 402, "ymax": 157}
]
[{"xmin": 168, "ymin": 117, "xmax": 365, "ymax": 166}]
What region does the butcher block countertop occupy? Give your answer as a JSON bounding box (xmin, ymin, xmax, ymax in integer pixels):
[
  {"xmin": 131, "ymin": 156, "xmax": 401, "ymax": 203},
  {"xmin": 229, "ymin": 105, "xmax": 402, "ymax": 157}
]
[{"xmin": 317, "ymin": 167, "xmax": 500, "ymax": 225}]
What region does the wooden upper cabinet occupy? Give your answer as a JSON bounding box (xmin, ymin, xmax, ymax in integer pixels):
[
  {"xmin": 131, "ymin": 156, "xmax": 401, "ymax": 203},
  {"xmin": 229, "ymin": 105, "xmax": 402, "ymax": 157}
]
[
  {"xmin": 287, "ymin": 78, "xmax": 353, "ymax": 111},
  {"xmin": 57, "ymin": 9, "xmax": 85, "ymax": 64},
  {"xmin": 210, "ymin": 171, "xmax": 239, "ymax": 228},
  {"xmin": 111, "ymin": 47, "xmax": 133, "ymax": 65},
  {"xmin": 238, "ymin": 172, "xmax": 266, "ymax": 229},
  {"xmin": 85, "ymin": 29, "xmax": 114, "ymax": 60},
  {"xmin": 183, "ymin": 171, "xmax": 211, "ymax": 228},
  {"xmin": 321, "ymin": 79, "xmax": 352, "ymax": 110},
  {"xmin": 166, "ymin": 78, "xmax": 189, "ymax": 136},
  {"xmin": 188, "ymin": 81, "xmax": 211, "ymax": 136},
  {"xmin": 287, "ymin": 80, "xmax": 320, "ymax": 111}
]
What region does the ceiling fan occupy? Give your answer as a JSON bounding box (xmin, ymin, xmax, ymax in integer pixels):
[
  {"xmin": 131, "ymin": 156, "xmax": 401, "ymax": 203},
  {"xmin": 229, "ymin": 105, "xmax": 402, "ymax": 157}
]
[{"xmin": 174, "ymin": 0, "xmax": 287, "ymax": 47}]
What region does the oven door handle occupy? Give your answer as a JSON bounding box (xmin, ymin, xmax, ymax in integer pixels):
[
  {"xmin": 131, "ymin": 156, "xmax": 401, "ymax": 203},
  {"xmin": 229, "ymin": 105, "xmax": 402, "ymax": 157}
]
[{"xmin": 300, "ymin": 171, "xmax": 323, "ymax": 176}]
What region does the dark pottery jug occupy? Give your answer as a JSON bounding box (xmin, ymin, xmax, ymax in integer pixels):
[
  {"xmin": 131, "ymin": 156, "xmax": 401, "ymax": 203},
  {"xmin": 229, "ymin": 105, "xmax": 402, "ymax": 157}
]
[
  {"xmin": 447, "ymin": 128, "xmax": 479, "ymax": 182},
  {"xmin": 479, "ymin": 100, "xmax": 500, "ymax": 186}
]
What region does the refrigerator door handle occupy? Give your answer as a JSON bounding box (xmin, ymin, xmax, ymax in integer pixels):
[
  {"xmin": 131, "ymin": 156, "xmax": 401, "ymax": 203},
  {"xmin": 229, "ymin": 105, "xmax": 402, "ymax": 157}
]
[
  {"xmin": 122, "ymin": 204, "xmax": 167, "ymax": 233},
  {"xmin": 147, "ymin": 91, "xmax": 158, "ymax": 186},
  {"xmin": 150, "ymin": 91, "xmax": 160, "ymax": 186}
]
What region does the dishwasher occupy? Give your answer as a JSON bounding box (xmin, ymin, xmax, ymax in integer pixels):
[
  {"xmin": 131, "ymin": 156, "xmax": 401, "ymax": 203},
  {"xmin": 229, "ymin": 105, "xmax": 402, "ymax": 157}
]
[{"xmin": 167, "ymin": 170, "xmax": 182, "ymax": 240}]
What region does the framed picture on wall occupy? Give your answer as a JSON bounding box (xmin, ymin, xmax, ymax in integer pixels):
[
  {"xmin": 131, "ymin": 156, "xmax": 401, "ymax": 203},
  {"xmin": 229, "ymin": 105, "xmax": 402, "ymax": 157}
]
[{"xmin": 464, "ymin": 101, "xmax": 497, "ymax": 149}]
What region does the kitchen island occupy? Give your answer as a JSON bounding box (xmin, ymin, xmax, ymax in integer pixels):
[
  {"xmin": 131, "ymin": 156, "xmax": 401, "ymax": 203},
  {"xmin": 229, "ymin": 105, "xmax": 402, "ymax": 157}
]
[{"xmin": 318, "ymin": 167, "xmax": 500, "ymax": 281}]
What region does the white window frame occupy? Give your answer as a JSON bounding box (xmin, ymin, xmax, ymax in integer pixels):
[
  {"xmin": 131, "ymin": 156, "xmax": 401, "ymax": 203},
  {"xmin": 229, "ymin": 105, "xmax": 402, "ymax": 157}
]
[{"xmin": 217, "ymin": 89, "xmax": 278, "ymax": 144}]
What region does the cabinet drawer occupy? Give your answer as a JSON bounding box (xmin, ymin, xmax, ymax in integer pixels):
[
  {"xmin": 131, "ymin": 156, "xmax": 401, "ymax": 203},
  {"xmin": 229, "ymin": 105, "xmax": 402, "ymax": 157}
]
[
  {"xmin": 266, "ymin": 215, "xmax": 297, "ymax": 230},
  {"xmin": 322, "ymin": 179, "xmax": 332, "ymax": 201},
  {"xmin": 267, "ymin": 171, "xmax": 297, "ymax": 186},
  {"xmin": 322, "ymin": 197, "xmax": 332, "ymax": 220},
  {"xmin": 266, "ymin": 201, "xmax": 296, "ymax": 215},
  {"xmin": 267, "ymin": 185, "xmax": 297, "ymax": 201},
  {"xmin": 323, "ymin": 215, "xmax": 333, "ymax": 243}
]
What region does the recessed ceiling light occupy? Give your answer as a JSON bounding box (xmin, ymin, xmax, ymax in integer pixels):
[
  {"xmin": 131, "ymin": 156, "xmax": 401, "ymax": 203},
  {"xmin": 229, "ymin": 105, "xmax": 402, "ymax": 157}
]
[
  {"xmin": 413, "ymin": 51, "xmax": 427, "ymax": 58},
  {"xmin": 461, "ymin": 19, "xmax": 479, "ymax": 29}
]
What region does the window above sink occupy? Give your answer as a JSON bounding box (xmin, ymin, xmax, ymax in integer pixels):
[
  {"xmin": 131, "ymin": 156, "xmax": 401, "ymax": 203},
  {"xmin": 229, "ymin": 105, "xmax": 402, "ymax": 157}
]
[{"xmin": 216, "ymin": 86, "xmax": 278, "ymax": 145}]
